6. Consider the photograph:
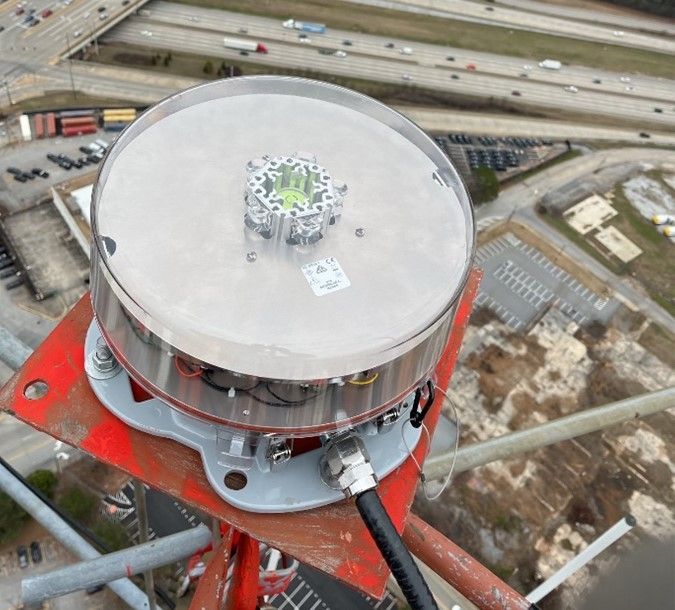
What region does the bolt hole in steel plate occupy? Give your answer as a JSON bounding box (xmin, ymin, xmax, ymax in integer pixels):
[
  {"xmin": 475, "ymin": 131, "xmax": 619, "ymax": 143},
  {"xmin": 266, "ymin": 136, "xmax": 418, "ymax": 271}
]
[
  {"xmin": 23, "ymin": 380, "xmax": 48, "ymax": 400},
  {"xmin": 224, "ymin": 471, "xmax": 248, "ymax": 490},
  {"xmin": 89, "ymin": 76, "xmax": 475, "ymax": 434}
]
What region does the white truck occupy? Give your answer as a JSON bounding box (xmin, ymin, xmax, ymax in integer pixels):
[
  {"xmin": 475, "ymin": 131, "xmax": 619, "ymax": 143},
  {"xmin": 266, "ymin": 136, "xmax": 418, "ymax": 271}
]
[
  {"xmin": 223, "ymin": 38, "xmax": 268, "ymax": 53},
  {"xmin": 538, "ymin": 59, "xmax": 562, "ymax": 70}
]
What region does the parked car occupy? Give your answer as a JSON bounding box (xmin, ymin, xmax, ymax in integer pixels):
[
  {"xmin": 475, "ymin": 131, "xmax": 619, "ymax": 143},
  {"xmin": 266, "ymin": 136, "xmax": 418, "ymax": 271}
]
[
  {"xmin": 17, "ymin": 546, "xmax": 29, "ymax": 568},
  {"xmin": 97, "ymin": 6, "xmax": 107, "ymax": 11},
  {"xmin": 13, "ymin": 174, "xmax": 27, "ymax": 183},
  {"xmin": 6, "ymin": 167, "xmax": 22, "ymax": 175},
  {"xmin": 30, "ymin": 541, "xmax": 42, "ymax": 564},
  {"xmin": 47, "ymin": 153, "xmax": 59, "ymax": 162},
  {"xmin": 31, "ymin": 168, "xmax": 49, "ymax": 178},
  {"xmin": 21, "ymin": 172, "xmax": 34, "ymax": 180},
  {"xmin": 41, "ymin": 8, "xmax": 52, "ymax": 17}
]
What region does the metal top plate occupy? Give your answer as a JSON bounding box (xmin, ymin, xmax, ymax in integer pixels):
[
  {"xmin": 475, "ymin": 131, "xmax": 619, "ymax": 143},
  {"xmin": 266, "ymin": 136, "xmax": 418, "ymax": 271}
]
[{"xmin": 92, "ymin": 77, "xmax": 474, "ymax": 380}]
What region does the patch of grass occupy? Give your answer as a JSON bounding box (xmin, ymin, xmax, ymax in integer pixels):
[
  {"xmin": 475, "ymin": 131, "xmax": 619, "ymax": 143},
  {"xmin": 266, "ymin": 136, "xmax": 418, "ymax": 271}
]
[
  {"xmin": 542, "ymin": 185, "xmax": 675, "ymax": 317},
  {"xmin": 4, "ymin": 91, "xmax": 137, "ymax": 114},
  {"xmin": 610, "ymin": 186, "xmax": 675, "ymax": 316},
  {"xmin": 171, "ymin": 0, "xmax": 675, "ymax": 78},
  {"xmin": 540, "ymin": 212, "xmax": 626, "ymax": 275},
  {"xmin": 93, "ymin": 43, "xmax": 536, "ymax": 115},
  {"xmin": 638, "ymin": 323, "xmax": 675, "ymax": 368},
  {"xmin": 503, "ymin": 149, "xmax": 582, "ymax": 185}
]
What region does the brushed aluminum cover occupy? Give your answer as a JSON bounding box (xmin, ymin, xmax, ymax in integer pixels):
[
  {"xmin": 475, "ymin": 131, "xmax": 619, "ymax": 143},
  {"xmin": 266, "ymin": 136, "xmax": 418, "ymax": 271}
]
[{"xmin": 92, "ymin": 77, "xmax": 474, "ymax": 381}]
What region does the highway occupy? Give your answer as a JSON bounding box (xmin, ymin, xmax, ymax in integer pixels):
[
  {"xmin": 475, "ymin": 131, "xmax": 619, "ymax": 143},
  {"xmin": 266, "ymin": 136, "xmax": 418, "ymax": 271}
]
[
  {"xmin": 342, "ymin": 0, "xmax": 675, "ymax": 54},
  {"xmin": 101, "ymin": 3, "xmax": 675, "ymax": 129},
  {"xmin": 497, "ymin": 0, "xmax": 675, "ymax": 36},
  {"xmin": 139, "ymin": 1, "xmax": 675, "ymax": 103}
]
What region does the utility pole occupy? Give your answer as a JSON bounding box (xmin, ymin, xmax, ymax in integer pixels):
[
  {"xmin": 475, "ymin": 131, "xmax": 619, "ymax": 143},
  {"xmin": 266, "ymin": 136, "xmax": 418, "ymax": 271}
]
[{"xmin": 133, "ymin": 479, "xmax": 158, "ymax": 610}]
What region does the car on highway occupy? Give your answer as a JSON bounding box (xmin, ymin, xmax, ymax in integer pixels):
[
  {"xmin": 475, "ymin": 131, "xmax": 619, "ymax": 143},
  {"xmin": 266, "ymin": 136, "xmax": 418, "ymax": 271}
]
[
  {"xmin": 97, "ymin": 6, "xmax": 106, "ymax": 12},
  {"xmin": 334, "ymin": 50, "xmax": 347, "ymax": 58},
  {"xmin": 522, "ymin": 64, "xmax": 533, "ymax": 70},
  {"xmin": 299, "ymin": 37, "xmax": 311, "ymax": 44},
  {"xmin": 342, "ymin": 40, "xmax": 352, "ymax": 46},
  {"xmin": 238, "ymin": 28, "xmax": 248, "ymax": 34},
  {"xmin": 519, "ymin": 73, "xmax": 528, "ymax": 78},
  {"xmin": 122, "ymin": 0, "xmax": 130, "ymax": 4},
  {"xmin": 639, "ymin": 132, "xmax": 650, "ymax": 138},
  {"xmin": 73, "ymin": 29, "xmax": 82, "ymax": 37},
  {"xmin": 99, "ymin": 12, "xmax": 109, "ymax": 20},
  {"xmin": 654, "ymin": 108, "xmax": 663, "ymax": 113},
  {"xmin": 385, "ymin": 42, "xmax": 394, "ymax": 49},
  {"xmin": 401, "ymin": 74, "xmax": 413, "ymax": 81},
  {"xmin": 511, "ymin": 90, "xmax": 521, "ymax": 96},
  {"xmin": 30, "ymin": 541, "xmax": 42, "ymax": 563},
  {"xmin": 17, "ymin": 546, "xmax": 29, "ymax": 568},
  {"xmin": 0, "ymin": 26, "xmax": 4, "ymax": 33},
  {"xmin": 466, "ymin": 63, "xmax": 476, "ymax": 71},
  {"xmin": 31, "ymin": 168, "xmax": 49, "ymax": 178},
  {"xmin": 563, "ymin": 85, "xmax": 579, "ymax": 93},
  {"xmin": 620, "ymin": 76, "xmax": 631, "ymax": 83},
  {"xmin": 624, "ymin": 85, "xmax": 634, "ymax": 91},
  {"xmin": 298, "ymin": 33, "xmax": 308, "ymax": 38},
  {"xmin": 188, "ymin": 15, "xmax": 199, "ymax": 22},
  {"xmin": 613, "ymin": 30, "xmax": 624, "ymax": 37},
  {"xmin": 592, "ymin": 78, "xmax": 602, "ymax": 84},
  {"xmin": 239, "ymin": 50, "xmax": 249, "ymax": 56},
  {"xmin": 450, "ymin": 74, "xmax": 460, "ymax": 80},
  {"xmin": 141, "ymin": 30, "xmax": 152, "ymax": 36},
  {"xmin": 446, "ymin": 56, "xmax": 455, "ymax": 61}
]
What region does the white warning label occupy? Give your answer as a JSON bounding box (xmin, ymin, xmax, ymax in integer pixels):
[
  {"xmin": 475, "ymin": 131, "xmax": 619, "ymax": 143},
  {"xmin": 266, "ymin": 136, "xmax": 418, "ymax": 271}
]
[{"xmin": 301, "ymin": 257, "xmax": 351, "ymax": 297}]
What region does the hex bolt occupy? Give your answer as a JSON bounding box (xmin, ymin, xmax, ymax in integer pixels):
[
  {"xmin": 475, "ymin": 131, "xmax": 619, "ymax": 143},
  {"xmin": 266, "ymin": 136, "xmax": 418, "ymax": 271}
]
[
  {"xmin": 95, "ymin": 336, "xmax": 112, "ymax": 361},
  {"xmin": 91, "ymin": 336, "xmax": 118, "ymax": 374}
]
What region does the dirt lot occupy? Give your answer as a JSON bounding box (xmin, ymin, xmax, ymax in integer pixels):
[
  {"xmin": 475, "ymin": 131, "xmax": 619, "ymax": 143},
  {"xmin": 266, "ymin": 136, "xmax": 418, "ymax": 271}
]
[{"xmin": 416, "ymin": 305, "xmax": 674, "ymax": 608}]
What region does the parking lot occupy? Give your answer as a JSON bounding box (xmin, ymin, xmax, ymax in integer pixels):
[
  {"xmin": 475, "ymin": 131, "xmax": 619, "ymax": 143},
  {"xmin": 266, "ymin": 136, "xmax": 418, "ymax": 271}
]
[
  {"xmin": 0, "ymin": 132, "xmax": 108, "ymax": 212},
  {"xmin": 475, "ymin": 233, "xmax": 619, "ymax": 331},
  {"xmin": 435, "ymin": 133, "xmax": 556, "ymax": 173},
  {"xmin": 0, "ymin": 534, "xmax": 124, "ymax": 610}
]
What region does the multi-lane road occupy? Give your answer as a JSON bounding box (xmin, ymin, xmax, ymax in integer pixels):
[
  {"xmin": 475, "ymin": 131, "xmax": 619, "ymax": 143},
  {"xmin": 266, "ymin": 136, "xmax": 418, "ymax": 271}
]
[
  {"xmin": 101, "ymin": 1, "xmax": 675, "ymax": 129},
  {"xmin": 345, "ymin": 0, "xmax": 675, "ymax": 53}
]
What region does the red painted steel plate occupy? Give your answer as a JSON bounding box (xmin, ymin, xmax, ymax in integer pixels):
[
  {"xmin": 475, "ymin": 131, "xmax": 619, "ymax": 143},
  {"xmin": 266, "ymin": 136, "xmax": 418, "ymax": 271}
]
[{"xmin": 0, "ymin": 269, "xmax": 480, "ymax": 598}]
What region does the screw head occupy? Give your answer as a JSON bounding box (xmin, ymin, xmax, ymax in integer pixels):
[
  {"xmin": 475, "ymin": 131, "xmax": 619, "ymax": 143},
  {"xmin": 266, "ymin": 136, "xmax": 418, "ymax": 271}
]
[
  {"xmin": 246, "ymin": 251, "xmax": 257, "ymax": 263},
  {"xmin": 355, "ymin": 228, "xmax": 365, "ymax": 238}
]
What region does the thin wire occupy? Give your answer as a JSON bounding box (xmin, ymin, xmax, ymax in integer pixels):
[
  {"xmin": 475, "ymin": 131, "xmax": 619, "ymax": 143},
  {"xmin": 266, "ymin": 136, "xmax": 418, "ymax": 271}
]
[
  {"xmin": 174, "ymin": 355, "xmax": 202, "ymax": 378},
  {"xmin": 401, "ymin": 384, "xmax": 461, "ymax": 501}
]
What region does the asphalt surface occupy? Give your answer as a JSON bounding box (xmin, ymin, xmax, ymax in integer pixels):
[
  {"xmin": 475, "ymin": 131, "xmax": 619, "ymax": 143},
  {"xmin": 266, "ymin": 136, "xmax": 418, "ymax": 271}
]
[
  {"xmin": 100, "ymin": 2, "xmax": 675, "ymax": 129},
  {"xmin": 497, "ymin": 0, "xmax": 675, "ymax": 36},
  {"xmin": 475, "ymin": 146, "xmax": 675, "ymax": 333},
  {"xmin": 344, "ymin": 0, "xmax": 675, "ymax": 53}
]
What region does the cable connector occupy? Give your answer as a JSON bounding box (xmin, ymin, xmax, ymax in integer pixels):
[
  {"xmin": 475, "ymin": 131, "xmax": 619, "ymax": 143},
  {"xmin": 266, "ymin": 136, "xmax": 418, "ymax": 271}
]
[{"xmin": 322, "ymin": 433, "xmax": 377, "ymax": 498}]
